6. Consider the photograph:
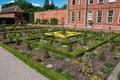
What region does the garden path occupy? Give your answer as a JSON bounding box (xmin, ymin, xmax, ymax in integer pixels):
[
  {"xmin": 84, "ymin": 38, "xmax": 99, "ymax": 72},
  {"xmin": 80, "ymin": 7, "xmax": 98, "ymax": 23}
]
[
  {"xmin": 0, "ymin": 46, "xmax": 48, "ymax": 80},
  {"xmin": 107, "ymin": 61, "xmax": 120, "ymax": 80}
]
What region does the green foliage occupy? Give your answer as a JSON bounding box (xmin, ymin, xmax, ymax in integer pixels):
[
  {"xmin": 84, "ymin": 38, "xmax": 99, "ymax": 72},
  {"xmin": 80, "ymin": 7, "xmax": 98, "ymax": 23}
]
[
  {"xmin": 88, "ymin": 20, "xmax": 93, "ymax": 26},
  {"xmin": 50, "ymin": 18, "xmax": 58, "ymax": 25},
  {"xmin": 109, "ymin": 44, "xmax": 115, "ymax": 52},
  {"xmin": 89, "ymin": 52, "xmax": 96, "ymax": 59},
  {"xmin": 67, "ymin": 44, "xmax": 73, "ymax": 52},
  {"xmin": 24, "ymin": 51, "xmax": 35, "ymax": 58},
  {"xmin": 54, "ymin": 54, "xmax": 64, "ymax": 60},
  {"xmin": 41, "ymin": 19, "xmax": 49, "ymax": 24},
  {"xmin": 55, "ymin": 68, "xmax": 63, "ymax": 73},
  {"xmin": 99, "ymin": 50, "xmax": 106, "ymax": 61},
  {"xmin": 104, "ymin": 61, "xmax": 113, "ymax": 68},
  {"xmin": 29, "ymin": 12, "xmax": 34, "ymax": 23},
  {"xmin": 59, "ymin": 4, "xmax": 67, "ymax": 10},
  {"xmin": 43, "ymin": 0, "xmax": 49, "ymax": 10},
  {"xmin": 49, "ymin": 0, "xmax": 55, "ymax": 10},
  {"xmin": 42, "ymin": 49, "xmax": 50, "ymax": 59},
  {"xmin": 36, "ymin": 19, "xmax": 41, "ymax": 24},
  {"xmin": 72, "ymin": 60, "xmax": 79, "ymax": 65},
  {"xmin": 2, "ymin": 3, "xmax": 16, "ymax": 9},
  {"xmin": 117, "ymin": 72, "xmax": 120, "ymax": 80},
  {"xmin": 91, "ymin": 76, "xmax": 101, "ymax": 80},
  {"xmin": 0, "ymin": 42, "xmax": 68, "ymax": 80},
  {"xmin": 100, "ymin": 66, "xmax": 112, "ymax": 74},
  {"xmin": 61, "ymin": 71, "xmax": 74, "ymax": 80}
]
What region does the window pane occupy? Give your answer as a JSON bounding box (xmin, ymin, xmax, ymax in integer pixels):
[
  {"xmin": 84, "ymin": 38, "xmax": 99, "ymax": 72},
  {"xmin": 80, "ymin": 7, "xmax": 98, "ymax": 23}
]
[
  {"xmin": 72, "ymin": 12, "xmax": 75, "ymax": 21},
  {"xmin": 108, "ymin": 0, "xmax": 116, "ymax": 2},
  {"xmin": 79, "ymin": 0, "xmax": 82, "ymax": 5},
  {"xmin": 78, "ymin": 11, "xmax": 81, "ymax": 21},
  {"xmin": 72, "ymin": 0, "xmax": 76, "ymax": 5},
  {"xmin": 90, "ymin": 0, "xmax": 93, "ymax": 3},
  {"xmin": 88, "ymin": 11, "xmax": 92, "ymax": 21},
  {"xmin": 99, "ymin": 0, "xmax": 103, "ymax": 3},
  {"xmin": 97, "ymin": 11, "xmax": 102, "ymax": 22}
]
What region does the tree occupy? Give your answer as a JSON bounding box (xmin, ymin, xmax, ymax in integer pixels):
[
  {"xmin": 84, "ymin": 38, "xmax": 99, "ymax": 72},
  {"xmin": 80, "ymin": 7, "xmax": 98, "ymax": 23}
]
[
  {"xmin": 43, "ymin": 0, "xmax": 50, "ymax": 10},
  {"xmin": 49, "ymin": 0, "xmax": 55, "ymax": 10},
  {"xmin": 60, "ymin": 4, "xmax": 67, "ymax": 10}
]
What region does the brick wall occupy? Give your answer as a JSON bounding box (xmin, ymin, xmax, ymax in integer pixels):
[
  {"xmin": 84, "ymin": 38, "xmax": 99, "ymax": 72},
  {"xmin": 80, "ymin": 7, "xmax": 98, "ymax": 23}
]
[
  {"xmin": 34, "ymin": 10, "xmax": 67, "ymax": 24},
  {"xmin": 68, "ymin": 0, "xmax": 120, "ymax": 27}
]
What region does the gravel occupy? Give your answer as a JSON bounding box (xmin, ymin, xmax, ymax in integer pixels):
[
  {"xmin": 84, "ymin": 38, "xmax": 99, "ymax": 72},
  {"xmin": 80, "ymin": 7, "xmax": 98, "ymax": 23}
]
[{"xmin": 0, "ymin": 46, "xmax": 48, "ymax": 80}]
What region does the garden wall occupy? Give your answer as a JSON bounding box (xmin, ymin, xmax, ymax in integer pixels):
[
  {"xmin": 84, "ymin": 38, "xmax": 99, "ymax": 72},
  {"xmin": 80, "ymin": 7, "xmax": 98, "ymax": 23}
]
[{"xmin": 34, "ymin": 10, "xmax": 67, "ymax": 25}]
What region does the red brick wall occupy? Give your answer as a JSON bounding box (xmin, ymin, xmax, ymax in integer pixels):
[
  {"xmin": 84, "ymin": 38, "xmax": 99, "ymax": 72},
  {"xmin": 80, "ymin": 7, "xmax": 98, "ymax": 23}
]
[
  {"xmin": 34, "ymin": 10, "xmax": 67, "ymax": 24},
  {"xmin": 68, "ymin": 0, "xmax": 120, "ymax": 27}
]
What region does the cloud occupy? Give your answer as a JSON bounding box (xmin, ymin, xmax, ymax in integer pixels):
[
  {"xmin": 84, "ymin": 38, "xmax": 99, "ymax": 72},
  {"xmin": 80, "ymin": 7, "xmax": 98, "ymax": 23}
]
[
  {"xmin": 0, "ymin": 6, "xmax": 1, "ymax": 11},
  {"xmin": 7, "ymin": 0, "xmax": 15, "ymax": 3},
  {"xmin": 32, "ymin": 3, "xmax": 40, "ymax": 7}
]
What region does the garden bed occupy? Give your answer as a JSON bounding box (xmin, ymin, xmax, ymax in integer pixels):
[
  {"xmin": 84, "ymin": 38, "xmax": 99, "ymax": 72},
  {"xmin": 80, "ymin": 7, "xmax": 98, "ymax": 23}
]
[{"xmin": 0, "ymin": 26, "xmax": 120, "ymax": 80}]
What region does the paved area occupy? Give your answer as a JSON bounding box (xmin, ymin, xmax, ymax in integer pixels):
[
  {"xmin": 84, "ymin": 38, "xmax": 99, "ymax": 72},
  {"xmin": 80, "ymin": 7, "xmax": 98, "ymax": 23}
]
[
  {"xmin": 107, "ymin": 61, "xmax": 120, "ymax": 80},
  {"xmin": 0, "ymin": 46, "xmax": 48, "ymax": 80}
]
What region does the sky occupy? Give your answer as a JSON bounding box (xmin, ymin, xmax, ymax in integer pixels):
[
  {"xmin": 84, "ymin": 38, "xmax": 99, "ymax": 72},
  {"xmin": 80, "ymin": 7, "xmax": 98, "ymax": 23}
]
[{"xmin": 0, "ymin": 0, "xmax": 67, "ymax": 10}]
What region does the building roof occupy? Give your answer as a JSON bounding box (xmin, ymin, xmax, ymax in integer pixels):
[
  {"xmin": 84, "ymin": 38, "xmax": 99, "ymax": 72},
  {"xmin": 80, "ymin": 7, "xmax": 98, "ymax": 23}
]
[{"xmin": 0, "ymin": 6, "xmax": 24, "ymax": 14}]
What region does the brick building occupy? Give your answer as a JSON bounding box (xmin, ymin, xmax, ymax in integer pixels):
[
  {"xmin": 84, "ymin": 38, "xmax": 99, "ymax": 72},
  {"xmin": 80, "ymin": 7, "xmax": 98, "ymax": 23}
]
[
  {"xmin": 34, "ymin": 10, "xmax": 67, "ymax": 25},
  {"xmin": 0, "ymin": 6, "xmax": 26, "ymax": 25},
  {"xmin": 67, "ymin": 0, "xmax": 120, "ymax": 28}
]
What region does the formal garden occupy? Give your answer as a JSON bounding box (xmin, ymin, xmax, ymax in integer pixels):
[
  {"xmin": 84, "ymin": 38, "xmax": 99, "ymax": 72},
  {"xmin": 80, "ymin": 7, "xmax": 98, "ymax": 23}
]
[{"xmin": 0, "ymin": 25, "xmax": 120, "ymax": 80}]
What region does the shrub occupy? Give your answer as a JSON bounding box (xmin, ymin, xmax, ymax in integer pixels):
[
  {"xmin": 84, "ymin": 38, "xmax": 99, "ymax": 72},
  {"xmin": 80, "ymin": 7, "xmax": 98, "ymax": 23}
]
[
  {"xmin": 61, "ymin": 71, "xmax": 74, "ymax": 80},
  {"xmin": 109, "ymin": 44, "xmax": 115, "ymax": 52},
  {"xmin": 100, "ymin": 66, "xmax": 112, "ymax": 74},
  {"xmin": 91, "ymin": 76, "xmax": 101, "ymax": 80},
  {"xmin": 89, "ymin": 52, "xmax": 96, "ymax": 59},
  {"xmin": 72, "ymin": 60, "xmax": 79, "ymax": 65},
  {"xmin": 50, "ymin": 18, "xmax": 58, "ymax": 25},
  {"xmin": 54, "ymin": 54, "xmax": 64, "ymax": 60},
  {"xmin": 36, "ymin": 19, "xmax": 41, "ymax": 24},
  {"xmin": 117, "ymin": 71, "xmax": 120, "ymax": 80},
  {"xmin": 41, "ymin": 19, "xmax": 49, "ymax": 24},
  {"xmin": 99, "ymin": 49, "xmax": 106, "ymax": 61},
  {"xmin": 55, "ymin": 68, "xmax": 63, "ymax": 73},
  {"xmin": 104, "ymin": 61, "xmax": 113, "ymax": 68},
  {"xmin": 88, "ymin": 20, "xmax": 93, "ymax": 26},
  {"xmin": 24, "ymin": 51, "xmax": 35, "ymax": 58}
]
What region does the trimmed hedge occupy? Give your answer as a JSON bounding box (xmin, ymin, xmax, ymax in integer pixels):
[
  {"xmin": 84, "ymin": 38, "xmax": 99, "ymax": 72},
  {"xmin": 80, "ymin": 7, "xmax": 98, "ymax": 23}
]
[
  {"xmin": 27, "ymin": 40, "xmax": 73, "ymax": 58},
  {"xmin": 27, "ymin": 34, "xmax": 118, "ymax": 58},
  {"xmin": 0, "ymin": 42, "xmax": 68, "ymax": 80},
  {"xmin": 73, "ymin": 34, "xmax": 119, "ymax": 57}
]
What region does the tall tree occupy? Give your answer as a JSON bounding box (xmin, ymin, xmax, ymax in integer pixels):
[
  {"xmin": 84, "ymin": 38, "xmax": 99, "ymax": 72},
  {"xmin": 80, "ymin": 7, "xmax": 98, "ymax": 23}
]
[
  {"xmin": 49, "ymin": 0, "xmax": 55, "ymax": 10},
  {"xmin": 60, "ymin": 4, "xmax": 67, "ymax": 10},
  {"xmin": 43, "ymin": 0, "xmax": 49, "ymax": 10}
]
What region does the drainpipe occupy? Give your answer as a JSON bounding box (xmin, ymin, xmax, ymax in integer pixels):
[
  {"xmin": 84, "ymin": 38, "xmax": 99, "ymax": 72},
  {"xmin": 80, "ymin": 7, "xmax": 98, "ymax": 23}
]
[
  {"xmin": 84, "ymin": 0, "xmax": 88, "ymax": 27},
  {"xmin": 66, "ymin": 0, "xmax": 69, "ymax": 26}
]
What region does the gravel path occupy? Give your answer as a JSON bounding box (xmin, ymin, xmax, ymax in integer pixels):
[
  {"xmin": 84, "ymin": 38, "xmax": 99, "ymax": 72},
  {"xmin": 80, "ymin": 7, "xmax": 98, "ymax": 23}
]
[
  {"xmin": 0, "ymin": 46, "xmax": 49, "ymax": 80},
  {"xmin": 107, "ymin": 61, "xmax": 120, "ymax": 80}
]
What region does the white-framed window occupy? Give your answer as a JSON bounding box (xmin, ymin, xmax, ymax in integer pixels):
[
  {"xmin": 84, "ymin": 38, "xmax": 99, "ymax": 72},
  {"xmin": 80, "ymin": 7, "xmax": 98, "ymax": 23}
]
[
  {"xmin": 98, "ymin": 0, "xmax": 104, "ymax": 3},
  {"xmin": 72, "ymin": 0, "xmax": 76, "ymax": 5},
  {"xmin": 118, "ymin": 11, "xmax": 120, "ymax": 24},
  {"xmin": 107, "ymin": 10, "xmax": 114, "ymax": 23},
  {"xmin": 71, "ymin": 11, "xmax": 75, "ymax": 22},
  {"xmin": 88, "ymin": 11, "xmax": 93, "ymax": 21},
  {"xmin": 79, "ymin": 0, "xmax": 82, "ymax": 5},
  {"xmin": 78, "ymin": 11, "xmax": 81, "ymax": 22},
  {"xmin": 108, "ymin": 0, "xmax": 116, "ymax": 2},
  {"xmin": 97, "ymin": 11, "xmax": 102, "ymax": 23},
  {"xmin": 88, "ymin": 0, "xmax": 94, "ymax": 4}
]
